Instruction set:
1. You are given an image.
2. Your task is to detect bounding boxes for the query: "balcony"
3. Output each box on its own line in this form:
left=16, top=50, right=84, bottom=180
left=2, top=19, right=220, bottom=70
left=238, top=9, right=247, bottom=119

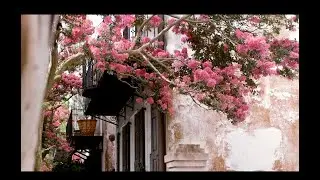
left=81, top=58, right=136, bottom=117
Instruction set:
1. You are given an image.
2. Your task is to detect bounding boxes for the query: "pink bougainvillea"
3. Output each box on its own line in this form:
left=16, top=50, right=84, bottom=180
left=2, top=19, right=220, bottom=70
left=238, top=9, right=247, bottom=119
left=48, top=15, right=299, bottom=152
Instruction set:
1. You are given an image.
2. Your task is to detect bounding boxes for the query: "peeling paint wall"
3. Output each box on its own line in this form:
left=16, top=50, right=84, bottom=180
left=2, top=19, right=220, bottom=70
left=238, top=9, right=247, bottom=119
left=164, top=15, right=298, bottom=171
left=167, top=76, right=299, bottom=171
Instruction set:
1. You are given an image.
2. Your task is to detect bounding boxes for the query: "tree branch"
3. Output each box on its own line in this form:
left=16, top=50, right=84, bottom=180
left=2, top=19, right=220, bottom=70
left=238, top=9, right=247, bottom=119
left=138, top=15, right=192, bottom=51
left=141, top=50, right=171, bottom=72
left=138, top=52, right=175, bottom=85
left=118, top=73, right=149, bottom=84
left=45, top=46, right=59, bottom=99
left=41, top=146, right=55, bottom=153
left=53, top=52, right=85, bottom=83
left=131, top=15, right=155, bottom=50
left=168, top=14, right=207, bottom=24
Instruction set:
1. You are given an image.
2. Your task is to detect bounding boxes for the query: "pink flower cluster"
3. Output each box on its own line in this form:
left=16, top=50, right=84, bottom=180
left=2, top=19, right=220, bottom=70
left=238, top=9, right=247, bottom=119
left=95, top=61, right=106, bottom=72
left=217, top=94, right=249, bottom=122
left=119, top=15, right=136, bottom=28
left=113, top=39, right=133, bottom=52
left=252, top=60, right=277, bottom=78
left=236, top=30, right=270, bottom=59
left=187, top=59, right=201, bottom=69
left=96, top=21, right=111, bottom=37
left=149, top=15, right=162, bottom=27
left=270, top=38, right=299, bottom=70
left=171, top=20, right=189, bottom=35
left=70, top=19, right=94, bottom=42
left=109, top=63, right=131, bottom=74
left=53, top=106, right=70, bottom=122
left=142, top=37, right=150, bottom=44
left=173, top=48, right=188, bottom=59
left=172, top=60, right=185, bottom=72
left=61, top=73, right=82, bottom=89
left=111, top=50, right=129, bottom=62
left=157, top=85, right=173, bottom=115
left=193, top=65, right=223, bottom=88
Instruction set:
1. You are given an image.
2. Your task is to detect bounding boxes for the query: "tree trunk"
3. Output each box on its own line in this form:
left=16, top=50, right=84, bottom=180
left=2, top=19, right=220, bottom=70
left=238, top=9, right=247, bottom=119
left=21, top=15, right=57, bottom=171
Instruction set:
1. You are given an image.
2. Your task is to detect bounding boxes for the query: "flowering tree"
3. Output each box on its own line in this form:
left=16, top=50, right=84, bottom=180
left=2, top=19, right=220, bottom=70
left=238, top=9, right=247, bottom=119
left=21, top=14, right=299, bottom=171
left=58, top=14, right=298, bottom=123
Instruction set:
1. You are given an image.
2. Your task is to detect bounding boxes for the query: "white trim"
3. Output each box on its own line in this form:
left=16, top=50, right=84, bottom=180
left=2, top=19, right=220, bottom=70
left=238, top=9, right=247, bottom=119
left=117, top=100, right=152, bottom=171
left=145, top=104, right=152, bottom=171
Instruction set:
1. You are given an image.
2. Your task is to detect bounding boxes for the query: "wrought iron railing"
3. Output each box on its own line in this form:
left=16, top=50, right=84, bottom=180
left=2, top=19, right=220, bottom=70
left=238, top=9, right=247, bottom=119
left=82, top=59, right=103, bottom=90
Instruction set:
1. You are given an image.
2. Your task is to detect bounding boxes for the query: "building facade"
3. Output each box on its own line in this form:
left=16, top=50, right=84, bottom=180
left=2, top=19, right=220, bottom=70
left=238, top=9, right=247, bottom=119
left=71, top=15, right=299, bottom=172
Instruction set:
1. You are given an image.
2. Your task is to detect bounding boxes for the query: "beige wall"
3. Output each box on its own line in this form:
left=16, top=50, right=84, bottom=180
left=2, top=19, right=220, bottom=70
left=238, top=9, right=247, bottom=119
left=166, top=76, right=299, bottom=171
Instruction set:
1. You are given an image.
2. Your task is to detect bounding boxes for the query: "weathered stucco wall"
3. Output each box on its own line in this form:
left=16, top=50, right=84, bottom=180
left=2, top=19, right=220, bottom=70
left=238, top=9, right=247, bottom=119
left=167, top=76, right=299, bottom=171
left=102, top=119, right=116, bottom=171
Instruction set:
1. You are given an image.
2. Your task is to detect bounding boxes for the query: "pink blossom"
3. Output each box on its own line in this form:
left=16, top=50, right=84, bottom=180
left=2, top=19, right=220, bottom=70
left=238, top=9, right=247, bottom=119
left=236, top=44, right=248, bottom=55
left=202, top=61, right=213, bottom=69
left=245, top=36, right=270, bottom=58
left=181, top=47, right=188, bottom=54
left=181, top=36, right=188, bottom=43
left=157, top=51, right=169, bottom=58
left=172, top=60, right=184, bottom=71
left=104, top=16, right=113, bottom=24
left=155, top=41, right=164, bottom=47
left=199, top=15, right=210, bottom=21
left=289, top=52, right=299, bottom=59
left=187, top=59, right=200, bottom=69
left=90, top=46, right=100, bottom=58
left=72, top=27, right=82, bottom=39
left=168, top=107, right=174, bottom=116
left=53, top=121, right=61, bottom=127
left=182, top=76, right=191, bottom=84
left=62, top=37, right=72, bottom=45
left=142, top=37, right=150, bottom=44
left=239, top=75, right=246, bottom=81
left=181, top=48, right=188, bottom=58
left=112, top=27, right=122, bottom=37
left=95, top=61, right=106, bottom=71
left=194, top=69, right=210, bottom=82
left=113, top=40, right=132, bottom=51
left=167, top=18, right=176, bottom=25
left=72, top=154, right=81, bottom=162
left=224, top=44, right=229, bottom=52
left=195, top=93, right=206, bottom=101
left=161, top=103, right=168, bottom=110
left=149, top=15, right=162, bottom=27
left=206, top=79, right=217, bottom=87
left=146, top=97, right=154, bottom=104
left=136, top=98, right=143, bottom=103
left=120, top=15, right=136, bottom=27
left=144, top=73, right=151, bottom=79
left=235, top=29, right=252, bottom=39
left=135, top=69, right=146, bottom=77
left=96, top=22, right=109, bottom=36
left=111, top=50, right=129, bottom=62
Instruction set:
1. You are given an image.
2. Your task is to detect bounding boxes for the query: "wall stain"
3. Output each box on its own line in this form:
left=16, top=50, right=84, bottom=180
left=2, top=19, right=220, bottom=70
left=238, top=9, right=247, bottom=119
left=172, top=123, right=183, bottom=142
left=212, top=155, right=227, bottom=171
